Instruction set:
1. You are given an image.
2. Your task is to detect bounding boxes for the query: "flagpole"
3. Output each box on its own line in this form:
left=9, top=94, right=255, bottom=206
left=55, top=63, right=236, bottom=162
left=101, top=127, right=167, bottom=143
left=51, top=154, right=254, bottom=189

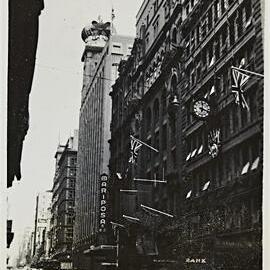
left=130, top=135, right=159, bottom=153
left=231, top=66, right=264, bottom=78
left=110, top=221, right=125, bottom=228
left=122, top=215, right=140, bottom=222
left=134, top=178, right=167, bottom=183
left=141, top=204, right=174, bottom=218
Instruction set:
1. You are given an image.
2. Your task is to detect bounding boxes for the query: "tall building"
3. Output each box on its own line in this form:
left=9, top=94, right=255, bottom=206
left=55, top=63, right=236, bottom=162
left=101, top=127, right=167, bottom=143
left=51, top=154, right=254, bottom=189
left=73, top=20, right=134, bottom=270
left=49, top=131, right=78, bottom=269
left=109, top=0, right=263, bottom=269
left=32, top=191, right=52, bottom=266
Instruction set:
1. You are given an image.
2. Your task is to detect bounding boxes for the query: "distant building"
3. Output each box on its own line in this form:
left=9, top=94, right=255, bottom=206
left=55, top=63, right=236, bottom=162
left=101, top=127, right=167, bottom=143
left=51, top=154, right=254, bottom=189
left=49, top=131, right=78, bottom=268
left=73, top=20, right=134, bottom=270
left=32, top=191, right=52, bottom=264
left=17, top=227, right=32, bottom=267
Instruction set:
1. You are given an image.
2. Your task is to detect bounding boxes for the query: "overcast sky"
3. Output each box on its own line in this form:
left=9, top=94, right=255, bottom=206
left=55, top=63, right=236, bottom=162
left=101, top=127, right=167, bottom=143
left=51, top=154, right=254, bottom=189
left=7, top=0, right=142, bottom=261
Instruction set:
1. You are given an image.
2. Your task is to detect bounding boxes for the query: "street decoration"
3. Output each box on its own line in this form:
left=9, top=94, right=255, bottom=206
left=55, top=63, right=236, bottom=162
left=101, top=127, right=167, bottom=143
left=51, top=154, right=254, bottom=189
left=129, top=136, right=143, bottom=164
left=231, top=65, right=250, bottom=110
left=208, top=129, right=221, bottom=158
left=129, top=135, right=158, bottom=164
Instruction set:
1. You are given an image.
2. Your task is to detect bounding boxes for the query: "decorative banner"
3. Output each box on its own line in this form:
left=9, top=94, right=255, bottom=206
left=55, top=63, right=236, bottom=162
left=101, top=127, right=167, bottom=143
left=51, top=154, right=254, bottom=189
left=208, top=129, right=221, bottom=158
left=99, top=173, right=108, bottom=233
left=231, top=67, right=250, bottom=110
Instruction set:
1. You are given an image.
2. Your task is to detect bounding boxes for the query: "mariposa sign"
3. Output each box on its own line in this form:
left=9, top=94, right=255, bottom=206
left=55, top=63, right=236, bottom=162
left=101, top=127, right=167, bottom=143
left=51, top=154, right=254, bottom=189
left=99, top=173, right=108, bottom=233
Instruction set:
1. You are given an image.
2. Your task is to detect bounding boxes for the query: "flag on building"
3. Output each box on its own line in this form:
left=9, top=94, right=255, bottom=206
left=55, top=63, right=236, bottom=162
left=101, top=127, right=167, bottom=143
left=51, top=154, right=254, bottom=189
left=231, top=67, right=250, bottom=110
left=129, top=136, right=142, bottom=164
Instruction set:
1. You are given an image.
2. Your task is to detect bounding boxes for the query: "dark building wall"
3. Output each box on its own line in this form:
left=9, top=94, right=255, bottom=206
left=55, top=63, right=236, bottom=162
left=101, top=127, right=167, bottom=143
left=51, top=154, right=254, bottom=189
left=109, top=0, right=263, bottom=269
left=8, top=0, right=44, bottom=187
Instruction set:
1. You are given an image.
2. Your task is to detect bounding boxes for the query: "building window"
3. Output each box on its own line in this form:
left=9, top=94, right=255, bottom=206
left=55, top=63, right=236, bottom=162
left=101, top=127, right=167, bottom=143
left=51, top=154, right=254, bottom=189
left=154, top=0, right=159, bottom=12
left=241, top=105, right=248, bottom=128
left=145, top=107, right=152, bottom=132
left=154, top=132, right=160, bottom=157
left=172, top=27, right=177, bottom=44
left=153, top=18, right=159, bottom=38
left=229, top=19, right=235, bottom=46
left=146, top=139, right=152, bottom=162
left=207, top=9, right=213, bottom=31
left=162, top=124, right=167, bottom=151
left=233, top=105, right=240, bottom=133
left=171, top=74, right=177, bottom=94
left=153, top=99, right=160, bottom=124
left=185, top=4, right=190, bottom=16
left=171, top=148, right=176, bottom=169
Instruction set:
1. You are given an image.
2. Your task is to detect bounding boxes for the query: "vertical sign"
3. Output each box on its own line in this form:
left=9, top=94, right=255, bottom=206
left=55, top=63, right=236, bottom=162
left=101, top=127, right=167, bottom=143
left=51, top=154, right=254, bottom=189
left=99, top=173, right=108, bottom=232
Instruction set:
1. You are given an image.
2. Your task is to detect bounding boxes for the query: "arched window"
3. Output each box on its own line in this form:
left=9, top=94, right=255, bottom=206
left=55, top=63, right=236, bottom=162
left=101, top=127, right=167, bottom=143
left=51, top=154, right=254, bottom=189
left=145, top=107, right=152, bottom=131
left=153, top=99, right=160, bottom=124
left=171, top=74, right=177, bottom=93
left=172, top=27, right=177, bottom=44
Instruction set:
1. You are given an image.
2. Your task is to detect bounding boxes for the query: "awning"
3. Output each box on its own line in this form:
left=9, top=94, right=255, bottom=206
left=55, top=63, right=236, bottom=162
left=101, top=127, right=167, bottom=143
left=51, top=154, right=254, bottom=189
left=197, top=145, right=203, bottom=155
left=191, top=148, right=197, bottom=158
left=251, top=157, right=260, bottom=171
left=186, top=190, right=192, bottom=199
left=209, top=56, right=215, bottom=67
left=209, top=85, right=216, bottom=95
left=202, top=181, right=210, bottom=191
left=241, top=162, right=250, bottom=175
left=186, top=152, right=191, bottom=161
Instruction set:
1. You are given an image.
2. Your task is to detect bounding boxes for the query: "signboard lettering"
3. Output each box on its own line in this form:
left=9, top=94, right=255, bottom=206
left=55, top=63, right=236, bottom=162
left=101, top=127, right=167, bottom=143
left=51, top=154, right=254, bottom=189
left=99, top=173, right=108, bottom=232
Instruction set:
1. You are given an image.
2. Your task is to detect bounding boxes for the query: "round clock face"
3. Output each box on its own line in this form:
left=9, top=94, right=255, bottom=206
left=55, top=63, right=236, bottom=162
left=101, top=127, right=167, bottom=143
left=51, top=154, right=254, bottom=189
left=193, top=100, right=211, bottom=118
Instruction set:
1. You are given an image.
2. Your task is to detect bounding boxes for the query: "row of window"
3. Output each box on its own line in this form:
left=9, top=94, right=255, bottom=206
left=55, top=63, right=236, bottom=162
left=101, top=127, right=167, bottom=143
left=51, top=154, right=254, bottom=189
left=185, top=30, right=254, bottom=99
left=185, top=0, right=252, bottom=57
left=185, top=137, right=260, bottom=198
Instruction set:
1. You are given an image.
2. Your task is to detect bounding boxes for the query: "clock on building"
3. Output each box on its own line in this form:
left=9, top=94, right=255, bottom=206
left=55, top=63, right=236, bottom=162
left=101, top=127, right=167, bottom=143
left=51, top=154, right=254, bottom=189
left=192, top=99, right=211, bottom=119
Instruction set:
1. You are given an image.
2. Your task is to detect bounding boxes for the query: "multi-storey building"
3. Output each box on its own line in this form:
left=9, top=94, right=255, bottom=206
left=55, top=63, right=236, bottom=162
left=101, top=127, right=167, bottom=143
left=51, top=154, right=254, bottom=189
left=179, top=0, right=263, bottom=269
left=73, top=20, right=134, bottom=270
left=110, top=0, right=185, bottom=268
left=49, top=132, right=78, bottom=269
left=32, top=191, right=52, bottom=266
left=109, top=0, right=263, bottom=269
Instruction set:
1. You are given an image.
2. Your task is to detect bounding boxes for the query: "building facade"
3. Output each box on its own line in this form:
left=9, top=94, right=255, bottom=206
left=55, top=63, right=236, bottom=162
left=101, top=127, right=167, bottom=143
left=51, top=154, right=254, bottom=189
left=109, top=0, right=263, bottom=269
left=32, top=191, right=52, bottom=267
left=49, top=132, right=78, bottom=269
left=73, top=20, right=134, bottom=270
left=179, top=0, right=263, bottom=269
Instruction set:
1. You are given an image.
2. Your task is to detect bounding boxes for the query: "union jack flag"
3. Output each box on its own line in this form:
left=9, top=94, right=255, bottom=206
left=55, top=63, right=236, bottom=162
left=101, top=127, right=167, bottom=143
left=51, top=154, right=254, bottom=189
left=231, top=68, right=250, bottom=110
left=129, top=137, right=142, bottom=164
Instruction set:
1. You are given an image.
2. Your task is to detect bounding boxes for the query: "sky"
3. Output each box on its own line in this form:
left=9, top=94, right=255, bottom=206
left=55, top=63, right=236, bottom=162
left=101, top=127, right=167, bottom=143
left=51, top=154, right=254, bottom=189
left=7, top=0, right=142, bottom=261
